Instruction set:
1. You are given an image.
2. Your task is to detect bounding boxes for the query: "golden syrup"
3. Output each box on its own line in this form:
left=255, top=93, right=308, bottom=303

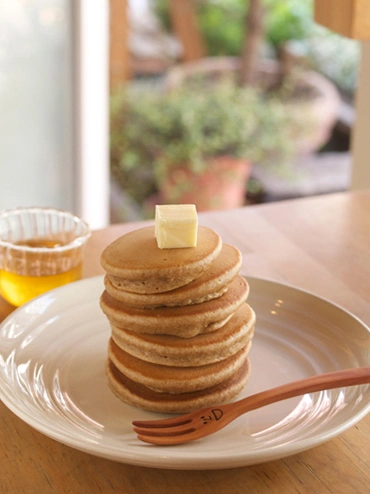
left=0, top=264, right=82, bottom=306
left=0, top=238, right=83, bottom=306
left=15, top=238, right=64, bottom=248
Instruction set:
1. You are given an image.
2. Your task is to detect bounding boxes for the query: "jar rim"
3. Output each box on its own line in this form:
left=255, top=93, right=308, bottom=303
left=0, top=207, right=91, bottom=253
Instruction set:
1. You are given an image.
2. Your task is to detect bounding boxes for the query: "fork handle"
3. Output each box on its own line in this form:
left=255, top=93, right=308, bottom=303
left=228, top=367, right=370, bottom=418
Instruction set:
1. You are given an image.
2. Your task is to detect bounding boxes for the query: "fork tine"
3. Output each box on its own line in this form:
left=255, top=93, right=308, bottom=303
left=132, top=413, right=193, bottom=429
left=136, top=429, right=202, bottom=446
left=137, top=435, right=187, bottom=446
left=133, top=423, right=196, bottom=438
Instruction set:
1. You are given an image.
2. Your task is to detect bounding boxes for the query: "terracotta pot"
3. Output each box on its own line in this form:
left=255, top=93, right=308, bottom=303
left=164, top=56, right=341, bottom=156
left=158, top=156, right=251, bottom=212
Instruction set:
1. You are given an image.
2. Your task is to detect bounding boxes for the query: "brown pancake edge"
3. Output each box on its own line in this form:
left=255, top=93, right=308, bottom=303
left=104, top=243, right=242, bottom=308
left=108, top=337, right=252, bottom=393
left=105, top=357, right=251, bottom=414
left=100, top=275, right=249, bottom=338
left=100, top=226, right=222, bottom=294
left=110, top=303, right=256, bottom=366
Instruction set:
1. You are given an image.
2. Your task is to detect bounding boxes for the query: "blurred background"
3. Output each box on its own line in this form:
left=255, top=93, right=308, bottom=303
left=0, top=0, right=109, bottom=229
left=0, top=0, right=362, bottom=227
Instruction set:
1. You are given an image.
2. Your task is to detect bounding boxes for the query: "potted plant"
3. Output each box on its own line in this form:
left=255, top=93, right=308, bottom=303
left=156, top=0, right=340, bottom=156
left=110, top=78, right=298, bottom=215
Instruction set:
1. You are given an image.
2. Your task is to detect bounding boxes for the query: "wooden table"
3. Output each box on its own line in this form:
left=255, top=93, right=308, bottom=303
left=1, top=190, right=370, bottom=493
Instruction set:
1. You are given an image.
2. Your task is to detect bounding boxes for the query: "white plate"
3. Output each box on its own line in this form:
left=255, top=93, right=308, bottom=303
left=1, top=276, right=370, bottom=470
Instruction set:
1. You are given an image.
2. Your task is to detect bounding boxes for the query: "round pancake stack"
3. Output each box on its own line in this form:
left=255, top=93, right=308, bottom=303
left=100, top=225, right=256, bottom=413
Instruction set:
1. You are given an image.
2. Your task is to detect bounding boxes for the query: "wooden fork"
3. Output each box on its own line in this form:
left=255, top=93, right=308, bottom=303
left=132, top=367, right=370, bottom=445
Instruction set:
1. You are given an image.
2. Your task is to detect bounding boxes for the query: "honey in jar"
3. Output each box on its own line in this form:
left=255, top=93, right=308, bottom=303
left=0, top=237, right=83, bottom=306
left=0, top=207, right=90, bottom=307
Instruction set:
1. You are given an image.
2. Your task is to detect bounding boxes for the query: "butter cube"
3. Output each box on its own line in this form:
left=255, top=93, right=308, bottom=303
left=155, top=204, right=198, bottom=249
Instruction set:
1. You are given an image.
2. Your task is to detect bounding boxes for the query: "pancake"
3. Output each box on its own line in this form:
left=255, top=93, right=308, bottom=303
left=100, top=275, right=249, bottom=338
left=111, top=303, right=256, bottom=366
left=100, top=225, right=222, bottom=294
left=106, top=357, right=251, bottom=413
left=100, top=217, right=256, bottom=414
left=104, top=243, right=242, bottom=308
left=108, top=337, right=251, bottom=393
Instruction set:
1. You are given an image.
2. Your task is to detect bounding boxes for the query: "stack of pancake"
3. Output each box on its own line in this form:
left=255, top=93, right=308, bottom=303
left=100, top=225, right=256, bottom=413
